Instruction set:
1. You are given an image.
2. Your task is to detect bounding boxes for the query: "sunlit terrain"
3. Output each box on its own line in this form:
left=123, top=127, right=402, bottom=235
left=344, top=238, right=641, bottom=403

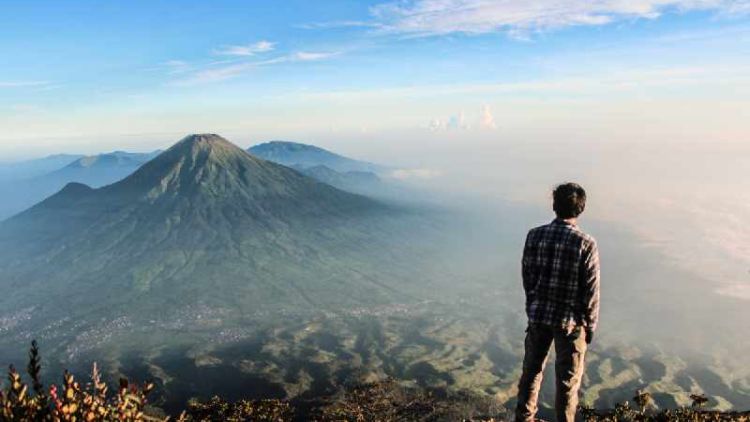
left=1, top=1, right=749, bottom=420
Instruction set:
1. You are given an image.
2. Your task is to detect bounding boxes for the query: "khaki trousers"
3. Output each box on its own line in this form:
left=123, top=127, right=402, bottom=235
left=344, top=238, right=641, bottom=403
left=515, top=324, right=588, bottom=422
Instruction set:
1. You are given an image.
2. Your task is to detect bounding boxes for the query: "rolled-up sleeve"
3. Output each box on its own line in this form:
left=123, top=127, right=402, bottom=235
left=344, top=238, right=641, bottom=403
left=581, top=239, right=601, bottom=331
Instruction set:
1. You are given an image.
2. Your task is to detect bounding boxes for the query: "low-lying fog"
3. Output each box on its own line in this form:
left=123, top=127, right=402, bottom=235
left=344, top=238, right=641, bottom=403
left=351, top=136, right=750, bottom=364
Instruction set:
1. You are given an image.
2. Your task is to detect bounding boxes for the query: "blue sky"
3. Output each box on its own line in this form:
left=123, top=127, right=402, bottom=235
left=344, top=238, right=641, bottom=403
left=1, top=0, right=749, bottom=157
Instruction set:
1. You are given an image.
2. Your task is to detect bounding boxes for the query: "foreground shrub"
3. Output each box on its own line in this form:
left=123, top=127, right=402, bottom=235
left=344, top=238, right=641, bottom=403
left=314, top=378, right=506, bottom=421
left=183, top=396, right=293, bottom=422
left=0, top=341, right=165, bottom=422
left=580, top=396, right=750, bottom=421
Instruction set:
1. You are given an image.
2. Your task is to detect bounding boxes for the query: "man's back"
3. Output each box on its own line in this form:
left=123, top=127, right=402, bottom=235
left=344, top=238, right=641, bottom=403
left=515, top=183, right=600, bottom=422
left=522, top=219, right=600, bottom=331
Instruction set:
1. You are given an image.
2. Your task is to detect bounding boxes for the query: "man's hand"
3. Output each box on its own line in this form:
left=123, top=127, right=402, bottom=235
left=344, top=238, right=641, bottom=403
left=585, top=328, right=594, bottom=344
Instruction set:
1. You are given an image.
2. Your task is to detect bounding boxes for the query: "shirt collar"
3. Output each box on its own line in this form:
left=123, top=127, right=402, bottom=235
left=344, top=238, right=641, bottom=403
left=553, top=218, right=577, bottom=227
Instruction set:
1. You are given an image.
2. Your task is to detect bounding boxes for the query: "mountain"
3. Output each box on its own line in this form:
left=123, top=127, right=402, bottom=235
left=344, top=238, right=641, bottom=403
left=296, top=164, right=381, bottom=194
left=0, top=154, right=84, bottom=182
left=249, top=141, right=384, bottom=174
left=56, top=150, right=160, bottom=172
left=0, top=135, right=428, bottom=346
left=0, top=150, right=159, bottom=220
left=45, top=150, right=161, bottom=187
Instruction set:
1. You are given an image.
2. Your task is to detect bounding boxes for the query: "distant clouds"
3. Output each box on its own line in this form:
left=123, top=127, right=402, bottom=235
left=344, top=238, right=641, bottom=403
left=368, top=0, right=750, bottom=36
left=429, top=106, right=497, bottom=132
left=479, top=105, right=497, bottom=130
left=213, top=40, right=275, bottom=56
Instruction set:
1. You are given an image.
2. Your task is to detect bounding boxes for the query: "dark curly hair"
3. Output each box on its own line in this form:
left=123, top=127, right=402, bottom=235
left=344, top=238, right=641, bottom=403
left=553, top=183, right=587, bottom=219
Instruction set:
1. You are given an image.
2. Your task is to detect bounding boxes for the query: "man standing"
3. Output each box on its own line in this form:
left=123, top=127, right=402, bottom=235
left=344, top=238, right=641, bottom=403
left=515, top=183, right=601, bottom=422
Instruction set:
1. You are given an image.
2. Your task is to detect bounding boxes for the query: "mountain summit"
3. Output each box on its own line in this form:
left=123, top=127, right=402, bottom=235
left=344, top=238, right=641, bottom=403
left=112, top=134, right=349, bottom=202
left=31, top=134, right=376, bottom=219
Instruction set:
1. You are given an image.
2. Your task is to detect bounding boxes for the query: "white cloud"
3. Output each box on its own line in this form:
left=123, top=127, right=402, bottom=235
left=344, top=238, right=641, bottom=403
left=447, top=111, right=469, bottom=130
left=428, top=106, right=497, bottom=132
left=369, top=0, right=750, bottom=36
left=479, top=104, right=497, bottom=130
left=428, top=118, right=446, bottom=131
left=430, top=110, right=479, bottom=131
left=214, top=40, right=275, bottom=56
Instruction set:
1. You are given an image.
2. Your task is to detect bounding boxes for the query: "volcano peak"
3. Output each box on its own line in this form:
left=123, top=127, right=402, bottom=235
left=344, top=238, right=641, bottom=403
left=173, top=133, right=233, bottom=151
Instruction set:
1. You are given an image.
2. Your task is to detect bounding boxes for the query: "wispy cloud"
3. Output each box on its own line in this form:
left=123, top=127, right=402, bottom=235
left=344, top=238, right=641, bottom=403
left=162, top=60, right=192, bottom=75
left=368, top=0, right=750, bottom=36
left=173, top=63, right=256, bottom=85
left=297, top=20, right=380, bottom=30
left=213, top=40, right=275, bottom=56
left=291, top=51, right=340, bottom=61
left=172, top=51, right=341, bottom=86
left=297, top=65, right=750, bottom=101
left=0, top=81, right=50, bottom=88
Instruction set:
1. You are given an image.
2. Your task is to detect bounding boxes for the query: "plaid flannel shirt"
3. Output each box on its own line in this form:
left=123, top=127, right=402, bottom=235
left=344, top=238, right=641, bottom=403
left=522, top=219, right=600, bottom=332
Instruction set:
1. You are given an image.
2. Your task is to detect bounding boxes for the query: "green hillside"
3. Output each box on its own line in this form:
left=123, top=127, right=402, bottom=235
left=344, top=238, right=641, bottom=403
left=0, top=134, right=436, bottom=354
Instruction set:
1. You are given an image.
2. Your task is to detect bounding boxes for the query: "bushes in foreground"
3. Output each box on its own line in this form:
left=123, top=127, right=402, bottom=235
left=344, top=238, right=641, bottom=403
left=579, top=390, right=750, bottom=421
left=313, top=378, right=506, bottom=421
left=184, top=397, right=293, bottom=421
left=1, top=341, right=161, bottom=421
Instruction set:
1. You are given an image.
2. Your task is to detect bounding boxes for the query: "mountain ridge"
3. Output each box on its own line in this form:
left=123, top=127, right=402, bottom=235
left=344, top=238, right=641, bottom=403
left=62, top=150, right=161, bottom=170
left=0, top=150, right=159, bottom=220
left=0, top=134, right=418, bottom=327
left=249, top=140, right=383, bottom=174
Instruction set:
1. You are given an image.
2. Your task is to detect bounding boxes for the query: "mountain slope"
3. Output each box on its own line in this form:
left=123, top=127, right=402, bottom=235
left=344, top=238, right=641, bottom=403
left=296, top=164, right=381, bottom=194
left=49, top=150, right=160, bottom=185
left=0, top=135, right=424, bottom=338
left=249, top=141, right=383, bottom=173
left=0, top=150, right=159, bottom=220
left=0, top=154, right=84, bottom=182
